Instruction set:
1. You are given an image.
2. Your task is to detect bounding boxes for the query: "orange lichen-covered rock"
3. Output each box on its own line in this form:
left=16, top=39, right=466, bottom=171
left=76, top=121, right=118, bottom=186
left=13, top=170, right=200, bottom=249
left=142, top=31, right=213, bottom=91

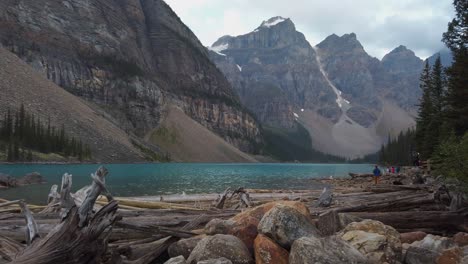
left=254, top=234, right=289, bottom=264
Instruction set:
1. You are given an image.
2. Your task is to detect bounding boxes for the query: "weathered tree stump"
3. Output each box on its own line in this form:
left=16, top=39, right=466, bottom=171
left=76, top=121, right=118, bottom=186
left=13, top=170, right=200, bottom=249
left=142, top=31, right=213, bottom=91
left=11, top=166, right=119, bottom=264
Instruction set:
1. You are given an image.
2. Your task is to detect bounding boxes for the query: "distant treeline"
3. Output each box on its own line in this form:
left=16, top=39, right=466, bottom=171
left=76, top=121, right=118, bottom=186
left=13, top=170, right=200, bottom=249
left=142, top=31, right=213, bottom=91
left=379, top=0, right=468, bottom=189
left=0, top=104, right=91, bottom=161
left=379, top=129, right=416, bottom=166
left=263, top=122, right=346, bottom=163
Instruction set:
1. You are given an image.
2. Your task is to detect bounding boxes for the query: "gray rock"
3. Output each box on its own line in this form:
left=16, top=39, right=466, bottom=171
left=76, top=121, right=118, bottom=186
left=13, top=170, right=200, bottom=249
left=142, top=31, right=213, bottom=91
left=0, top=173, right=15, bottom=188
left=17, top=172, right=43, bottom=185
left=168, top=236, right=204, bottom=259
left=403, top=234, right=455, bottom=264
left=164, top=256, right=186, bottom=264
left=318, top=187, right=333, bottom=207
left=187, top=235, right=253, bottom=264
left=404, top=247, right=439, bottom=264
left=289, top=236, right=368, bottom=264
left=258, top=204, right=319, bottom=249
left=204, top=219, right=236, bottom=235
left=197, top=258, right=233, bottom=264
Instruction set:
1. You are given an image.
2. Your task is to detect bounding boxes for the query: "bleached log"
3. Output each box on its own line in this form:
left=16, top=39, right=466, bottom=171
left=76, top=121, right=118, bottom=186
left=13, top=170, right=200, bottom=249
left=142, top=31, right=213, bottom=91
left=118, top=215, right=208, bottom=264
left=349, top=173, right=373, bottom=179
left=365, top=184, right=432, bottom=193
left=346, top=209, right=468, bottom=234
left=47, top=185, right=59, bottom=205
left=59, top=174, right=74, bottom=218
left=78, top=166, right=109, bottom=227
left=18, top=201, right=40, bottom=245
left=0, top=200, right=22, bottom=208
left=336, top=192, right=436, bottom=213
left=214, top=187, right=231, bottom=209
left=0, top=235, right=23, bottom=262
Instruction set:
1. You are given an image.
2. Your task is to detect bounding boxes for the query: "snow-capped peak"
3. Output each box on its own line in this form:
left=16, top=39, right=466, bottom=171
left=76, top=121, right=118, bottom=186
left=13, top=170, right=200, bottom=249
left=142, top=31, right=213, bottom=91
left=260, top=16, right=287, bottom=28
left=208, top=43, right=229, bottom=56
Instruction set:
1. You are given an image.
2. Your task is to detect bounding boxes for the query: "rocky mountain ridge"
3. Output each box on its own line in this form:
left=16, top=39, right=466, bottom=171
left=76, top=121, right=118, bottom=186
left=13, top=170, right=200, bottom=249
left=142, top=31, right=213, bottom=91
left=209, top=17, right=424, bottom=157
left=0, top=0, right=262, bottom=158
left=209, top=17, right=340, bottom=129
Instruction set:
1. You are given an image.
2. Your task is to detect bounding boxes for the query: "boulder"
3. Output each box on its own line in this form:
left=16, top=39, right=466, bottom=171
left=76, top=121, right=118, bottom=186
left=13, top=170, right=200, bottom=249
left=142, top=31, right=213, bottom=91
left=0, top=173, right=16, bottom=188
left=400, top=231, right=427, bottom=244
left=186, top=235, right=253, bottom=264
left=453, top=232, right=468, bottom=247
left=317, top=210, right=362, bottom=236
left=198, top=258, right=233, bottom=264
left=168, top=236, right=205, bottom=259
left=205, top=218, right=257, bottom=253
left=258, top=204, right=318, bottom=249
left=340, top=220, right=402, bottom=263
left=405, top=246, right=441, bottom=264
left=232, top=201, right=311, bottom=223
left=404, top=235, right=456, bottom=264
left=164, top=256, right=186, bottom=264
left=205, top=219, right=237, bottom=235
left=289, top=236, right=368, bottom=264
left=206, top=201, right=310, bottom=252
left=17, top=172, right=43, bottom=185
left=254, top=234, right=289, bottom=264
left=436, top=247, right=465, bottom=264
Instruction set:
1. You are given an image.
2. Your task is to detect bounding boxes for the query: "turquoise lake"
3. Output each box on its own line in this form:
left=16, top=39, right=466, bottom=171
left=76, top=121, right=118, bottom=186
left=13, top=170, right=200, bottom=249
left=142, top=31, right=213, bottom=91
left=0, top=163, right=372, bottom=203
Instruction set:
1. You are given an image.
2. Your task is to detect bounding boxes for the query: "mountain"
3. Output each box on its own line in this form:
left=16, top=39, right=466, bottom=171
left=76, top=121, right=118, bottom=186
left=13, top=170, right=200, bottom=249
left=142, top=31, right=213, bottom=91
left=427, top=49, right=453, bottom=67
left=209, top=17, right=421, bottom=158
left=380, top=45, right=424, bottom=110
left=0, top=0, right=262, bottom=161
left=0, top=46, right=143, bottom=162
left=209, top=17, right=340, bottom=129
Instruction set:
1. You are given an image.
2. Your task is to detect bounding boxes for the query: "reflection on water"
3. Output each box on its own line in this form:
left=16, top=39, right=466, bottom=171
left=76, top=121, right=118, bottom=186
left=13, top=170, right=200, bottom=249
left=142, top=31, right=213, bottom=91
left=0, top=163, right=372, bottom=203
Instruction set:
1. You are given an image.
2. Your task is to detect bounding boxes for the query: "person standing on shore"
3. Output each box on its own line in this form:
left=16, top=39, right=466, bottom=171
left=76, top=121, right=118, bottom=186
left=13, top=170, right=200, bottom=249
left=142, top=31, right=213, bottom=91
left=373, top=165, right=382, bottom=184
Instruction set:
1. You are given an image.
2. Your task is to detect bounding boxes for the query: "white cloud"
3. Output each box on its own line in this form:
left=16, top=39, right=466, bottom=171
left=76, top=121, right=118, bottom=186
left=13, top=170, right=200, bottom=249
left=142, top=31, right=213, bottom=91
left=165, top=0, right=454, bottom=59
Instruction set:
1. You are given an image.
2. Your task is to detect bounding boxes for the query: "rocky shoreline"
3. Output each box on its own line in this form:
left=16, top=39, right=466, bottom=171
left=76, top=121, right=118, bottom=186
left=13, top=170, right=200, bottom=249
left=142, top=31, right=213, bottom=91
left=0, top=167, right=466, bottom=263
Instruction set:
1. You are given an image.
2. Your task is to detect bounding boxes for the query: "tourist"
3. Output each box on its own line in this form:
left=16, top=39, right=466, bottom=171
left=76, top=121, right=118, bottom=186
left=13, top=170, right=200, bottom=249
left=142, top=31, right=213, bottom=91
left=373, top=165, right=382, bottom=184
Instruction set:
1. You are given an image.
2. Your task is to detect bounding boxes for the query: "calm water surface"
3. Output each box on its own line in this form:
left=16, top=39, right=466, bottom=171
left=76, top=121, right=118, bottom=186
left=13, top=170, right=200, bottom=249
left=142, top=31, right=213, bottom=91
left=0, top=163, right=372, bottom=203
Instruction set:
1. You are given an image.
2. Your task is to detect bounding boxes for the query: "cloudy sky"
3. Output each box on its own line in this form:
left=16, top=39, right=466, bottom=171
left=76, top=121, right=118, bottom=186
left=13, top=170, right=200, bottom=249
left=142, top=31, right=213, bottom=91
left=165, top=0, right=455, bottom=59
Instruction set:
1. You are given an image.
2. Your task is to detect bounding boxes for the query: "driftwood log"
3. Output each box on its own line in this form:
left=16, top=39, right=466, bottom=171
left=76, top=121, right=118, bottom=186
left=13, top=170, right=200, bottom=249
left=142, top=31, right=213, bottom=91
left=346, top=209, right=468, bottom=234
left=214, top=187, right=231, bottom=209
left=349, top=173, right=374, bottom=179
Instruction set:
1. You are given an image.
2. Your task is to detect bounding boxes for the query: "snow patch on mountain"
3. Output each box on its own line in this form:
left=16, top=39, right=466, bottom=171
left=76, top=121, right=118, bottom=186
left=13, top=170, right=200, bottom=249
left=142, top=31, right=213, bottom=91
left=208, top=43, right=229, bottom=56
left=312, top=46, right=351, bottom=112
left=261, top=17, right=287, bottom=28
left=237, top=64, right=242, bottom=72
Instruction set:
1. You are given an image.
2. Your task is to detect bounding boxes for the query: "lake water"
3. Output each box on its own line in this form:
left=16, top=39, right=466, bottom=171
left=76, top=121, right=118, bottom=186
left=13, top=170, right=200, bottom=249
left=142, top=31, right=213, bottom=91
left=0, top=163, right=372, bottom=203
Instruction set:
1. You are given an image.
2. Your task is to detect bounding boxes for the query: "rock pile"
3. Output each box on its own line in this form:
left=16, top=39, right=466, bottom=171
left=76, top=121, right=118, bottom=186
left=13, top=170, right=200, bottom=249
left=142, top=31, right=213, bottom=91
left=164, top=200, right=468, bottom=264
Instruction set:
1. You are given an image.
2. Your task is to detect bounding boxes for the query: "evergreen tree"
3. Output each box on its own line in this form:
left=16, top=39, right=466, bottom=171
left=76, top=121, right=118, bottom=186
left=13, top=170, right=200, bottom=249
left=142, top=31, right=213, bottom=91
left=27, top=150, right=33, bottom=162
left=415, top=61, right=433, bottom=158
left=7, top=142, right=13, bottom=162
left=442, top=0, right=468, bottom=136
left=442, top=0, right=468, bottom=51
left=379, top=129, right=416, bottom=165
left=424, top=56, right=445, bottom=157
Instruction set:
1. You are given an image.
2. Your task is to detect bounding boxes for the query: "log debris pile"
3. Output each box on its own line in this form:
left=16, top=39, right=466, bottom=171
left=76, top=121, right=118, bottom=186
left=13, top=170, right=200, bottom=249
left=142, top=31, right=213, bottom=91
left=0, top=166, right=466, bottom=264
